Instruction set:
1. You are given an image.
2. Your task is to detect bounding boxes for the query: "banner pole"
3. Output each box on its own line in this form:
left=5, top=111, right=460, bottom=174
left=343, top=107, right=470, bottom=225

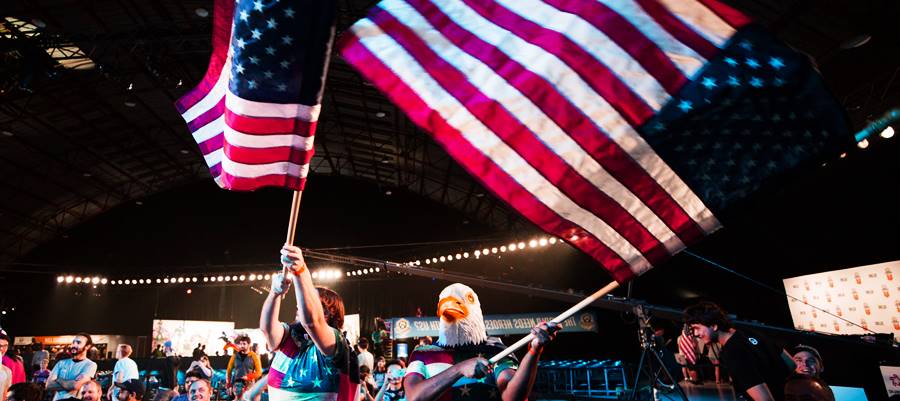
left=283, top=190, right=304, bottom=277
left=489, top=281, right=620, bottom=364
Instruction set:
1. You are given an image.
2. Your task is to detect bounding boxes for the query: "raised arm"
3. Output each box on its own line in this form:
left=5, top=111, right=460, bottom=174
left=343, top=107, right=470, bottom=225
left=499, top=322, right=560, bottom=401
left=282, top=245, right=337, bottom=355
left=260, top=272, right=291, bottom=352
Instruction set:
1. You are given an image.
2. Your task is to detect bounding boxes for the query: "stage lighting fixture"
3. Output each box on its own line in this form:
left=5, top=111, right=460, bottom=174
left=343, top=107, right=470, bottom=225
left=75, top=277, right=82, bottom=283
left=432, top=258, right=438, bottom=263
left=191, top=277, right=197, bottom=282
left=264, top=274, right=271, bottom=280
left=508, top=243, right=516, bottom=251
left=117, top=280, right=123, bottom=285
left=346, top=272, right=351, bottom=277
left=164, top=278, right=170, bottom=283
left=857, top=138, right=869, bottom=149
left=539, top=238, right=548, bottom=246
left=549, top=237, right=557, bottom=244
left=425, top=259, right=431, bottom=265
left=500, top=246, right=507, bottom=252
left=439, top=256, right=446, bottom=262
left=415, top=260, right=421, bottom=265
left=312, top=271, right=319, bottom=279
left=238, top=275, right=245, bottom=281
left=57, top=276, right=64, bottom=283
left=249, top=274, right=257, bottom=281
left=455, top=253, right=462, bottom=260
left=881, top=126, right=895, bottom=139
left=491, top=247, right=498, bottom=254
left=225, top=276, right=231, bottom=282
left=474, top=250, right=481, bottom=257
left=203, top=277, right=209, bottom=282
left=124, top=280, right=130, bottom=285
left=138, top=279, right=145, bottom=284
left=517, top=242, right=526, bottom=249
left=219, top=275, right=226, bottom=281
left=529, top=239, right=538, bottom=247
left=186, top=289, right=193, bottom=294
left=101, top=278, right=108, bottom=284
left=91, top=277, right=100, bottom=284
left=231, top=275, right=238, bottom=281
left=374, top=267, right=380, bottom=273
left=463, top=252, right=469, bottom=258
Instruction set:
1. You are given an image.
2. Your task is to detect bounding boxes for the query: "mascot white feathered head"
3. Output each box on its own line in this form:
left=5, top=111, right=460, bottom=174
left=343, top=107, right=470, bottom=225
left=436, top=283, right=487, bottom=347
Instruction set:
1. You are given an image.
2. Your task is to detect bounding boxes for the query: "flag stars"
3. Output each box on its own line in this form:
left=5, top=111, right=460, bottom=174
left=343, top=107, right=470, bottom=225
left=253, top=0, right=263, bottom=11
left=311, top=378, right=322, bottom=388
left=281, top=35, right=293, bottom=45
left=251, top=29, right=262, bottom=39
left=727, top=76, right=740, bottom=87
left=284, top=7, right=295, bottom=18
left=739, top=40, right=753, bottom=50
left=248, top=80, right=257, bottom=89
left=745, top=57, right=760, bottom=68
left=724, top=57, right=738, bottom=67
left=235, top=63, right=245, bottom=75
left=265, top=46, right=276, bottom=55
left=677, top=99, right=693, bottom=113
left=749, top=77, right=763, bottom=88
left=239, top=10, right=250, bottom=21
left=277, top=83, right=287, bottom=92
left=700, top=77, right=717, bottom=89
left=266, top=18, right=278, bottom=29
left=773, top=77, right=786, bottom=87
left=263, top=70, right=274, bottom=79
left=280, top=60, right=290, bottom=69
left=769, top=57, right=785, bottom=70
left=249, top=56, right=260, bottom=65
left=235, top=37, right=246, bottom=49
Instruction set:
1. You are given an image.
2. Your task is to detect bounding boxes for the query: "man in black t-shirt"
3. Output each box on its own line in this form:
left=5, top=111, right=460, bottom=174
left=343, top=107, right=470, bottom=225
left=684, top=302, right=794, bottom=401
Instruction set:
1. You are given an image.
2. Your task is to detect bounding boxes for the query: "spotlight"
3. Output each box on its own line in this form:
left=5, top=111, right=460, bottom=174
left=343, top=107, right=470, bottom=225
left=517, top=242, right=526, bottom=249
left=463, top=252, right=469, bottom=258
left=117, top=280, right=123, bottom=285
left=203, top=277, right=209, bottom=282
left=508, top=243, right=517, bottom=251
left=264, top=274, right=271, bottom=280
left=425, top=259, right=431, bottom=265
left=75, top=277, right=83, bottom=283
left=415, top=260, right=421, bottom=265
left=92, top=277, right=100, bottom=284
left=491, top=247, right=498, bottom=254
left=549, top=237, right=558, bottom=244
left=124, top=279, right=130, bottom=285
left=346, top=272, right=351, bottom=277
left=186, top=289, right=193, bottom=294
left=857, top=138, right=869, bottom=149
left=482, top=248, right=489, bottom=255
left=164, top=278, right=170, bottom=283
left=500, top=246, right=507, bottom=252
left=66, top=276, right=74, bottom=283
left=178, top=277, right=185, bottom=283
left=529, top=239, right=538, bottom=247
left=539, top=238, right=548, bottom=246
left=432, top=258, right=438, bottom=263
left=219, top=276, right=226, bottom=282
left=155, top=279, right=161, bottom=284
left=231, top=275, right=238, bottom=281
left=57, top=276, right=65, bottom=283
left=474, top=250, right=481, bottom=257
left=840, top=152, right=847, bottom=158
left=249, top=274, right=257, bottom=281
left=138, top=279, right=145, bottom=284
left=101, top=278, right=108, bottom=284
left=192, top=277, right=198, bottom=282
left=374, top=267, right=380, bottom=273
left=225, top=276, right=231, bottom=282
left=439, top=256, right=446, bottom=262
left=881, top=126, right=895, bottom=139
left=364, top=269, right=370, bottom=274
left=312, top=271, right=319, bottom=279
left=455, top=253, right=462, bottom=260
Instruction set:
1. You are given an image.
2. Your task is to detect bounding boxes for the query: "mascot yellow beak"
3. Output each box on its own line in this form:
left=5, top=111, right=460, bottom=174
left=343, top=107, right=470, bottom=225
left=437, top=296, right=469, bottom=322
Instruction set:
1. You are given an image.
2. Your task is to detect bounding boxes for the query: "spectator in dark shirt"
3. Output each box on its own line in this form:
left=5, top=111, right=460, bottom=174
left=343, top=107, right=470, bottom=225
left=30, top=359, right=50, bottom=385
left=684, top=302, right=794, bottom=401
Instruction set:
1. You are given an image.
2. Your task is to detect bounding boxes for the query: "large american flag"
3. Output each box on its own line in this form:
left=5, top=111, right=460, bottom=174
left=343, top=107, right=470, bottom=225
left=175, top=0, right=336, bottom=191
left=338, top=0, right=850, bottom=282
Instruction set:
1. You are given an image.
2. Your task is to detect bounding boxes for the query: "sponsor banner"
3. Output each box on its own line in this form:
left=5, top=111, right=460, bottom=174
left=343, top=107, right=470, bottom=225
left=783, top=260, right=898, bottom=337
left=388, top=311, right=597, bottom=339
left=882, top=365, right=900, bottom=397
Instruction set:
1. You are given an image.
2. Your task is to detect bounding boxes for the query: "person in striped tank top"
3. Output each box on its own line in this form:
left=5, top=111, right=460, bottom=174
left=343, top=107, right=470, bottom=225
left=261, top=245, right=360, bottom=401
left=403, top=283, right=560, bottom=401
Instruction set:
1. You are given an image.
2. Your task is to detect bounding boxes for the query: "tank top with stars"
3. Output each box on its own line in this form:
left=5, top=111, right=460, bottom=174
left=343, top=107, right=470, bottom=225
left=404, top=338, right=518, bottom=401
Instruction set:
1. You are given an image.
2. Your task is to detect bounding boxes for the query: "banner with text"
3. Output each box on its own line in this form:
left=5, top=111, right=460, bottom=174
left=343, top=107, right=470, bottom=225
left=388, top=311, right=597, bottom=339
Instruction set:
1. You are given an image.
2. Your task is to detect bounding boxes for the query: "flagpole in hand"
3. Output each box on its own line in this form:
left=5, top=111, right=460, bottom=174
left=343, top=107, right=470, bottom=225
left=488, top=281, right=620, bottom=364
left=282, top=190, right=303, bottom=279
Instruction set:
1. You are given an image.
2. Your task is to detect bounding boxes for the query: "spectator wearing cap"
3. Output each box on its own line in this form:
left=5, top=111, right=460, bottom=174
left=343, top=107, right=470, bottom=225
left=6, top=382, right=43, bottom=401
left=108, top=345, right=139, bottom=401
left=792, top=345, right=824, bottom=378
left=115, top=379, right=145, bottom=401
left=45, top=333, right=97, bottom=401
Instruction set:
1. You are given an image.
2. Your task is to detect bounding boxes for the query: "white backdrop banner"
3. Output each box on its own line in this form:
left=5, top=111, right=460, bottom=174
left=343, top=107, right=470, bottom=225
left=152, top=319, right=235, bottom=357
left=783, top=260, right=898, bottom=337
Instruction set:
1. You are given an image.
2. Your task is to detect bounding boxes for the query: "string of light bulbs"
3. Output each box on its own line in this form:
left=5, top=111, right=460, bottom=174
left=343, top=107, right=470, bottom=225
left=403, top=236, right=560, bottom=267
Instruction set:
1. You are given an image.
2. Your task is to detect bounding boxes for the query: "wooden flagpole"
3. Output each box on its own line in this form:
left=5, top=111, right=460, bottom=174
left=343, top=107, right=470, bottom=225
left=489, top=280, right=620, bottom=364
left=283, top=190, right=304, bottom=277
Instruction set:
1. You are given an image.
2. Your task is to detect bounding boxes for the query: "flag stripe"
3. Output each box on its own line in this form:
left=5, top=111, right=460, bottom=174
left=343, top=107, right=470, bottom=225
left=224, top=125, right=316, bottom=149
left=488, top=0, right=670, bottom=113
left=187, top=99, right=226, bottom=133
left=345, top=24, right=654, bottom=277
left=655, top=0, right=735, bottom=49
left=695, top=0, right=752, bottom=29
left=225, top=109, right=317, bottom=136
left=193, top=115, right=226, bottom=144
left=342, top=33, right=640, bottom=281
left=224, top=143, right=315, bottom=166
left=634, top=0, right=718, bottom=60
left=225, top=90, right=321, bottom=120
left=397, top=0, right=709, bottom=247
left=370, top=6, right=684, bottom=257
left=543, top=0, right=690, bottom=94
left=456, top=0, right=656, bottom=123
left=174, top=0, right=233, bottom=113
left=181, top=59, right=231, bottom=122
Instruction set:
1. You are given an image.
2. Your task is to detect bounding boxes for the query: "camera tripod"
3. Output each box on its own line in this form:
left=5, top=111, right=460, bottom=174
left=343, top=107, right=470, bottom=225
left=627, top=305, right=688, bottom=401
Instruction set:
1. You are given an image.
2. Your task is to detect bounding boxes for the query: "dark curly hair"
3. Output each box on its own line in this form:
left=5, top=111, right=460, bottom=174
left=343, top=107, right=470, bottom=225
left=317, top=287, right=345, bottom=329
left=683, top=301, right=732, bottom=331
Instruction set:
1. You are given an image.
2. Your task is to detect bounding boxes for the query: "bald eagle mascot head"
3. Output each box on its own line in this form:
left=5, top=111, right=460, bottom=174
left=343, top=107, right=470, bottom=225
left=436, top=283, right=487, bottom=347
